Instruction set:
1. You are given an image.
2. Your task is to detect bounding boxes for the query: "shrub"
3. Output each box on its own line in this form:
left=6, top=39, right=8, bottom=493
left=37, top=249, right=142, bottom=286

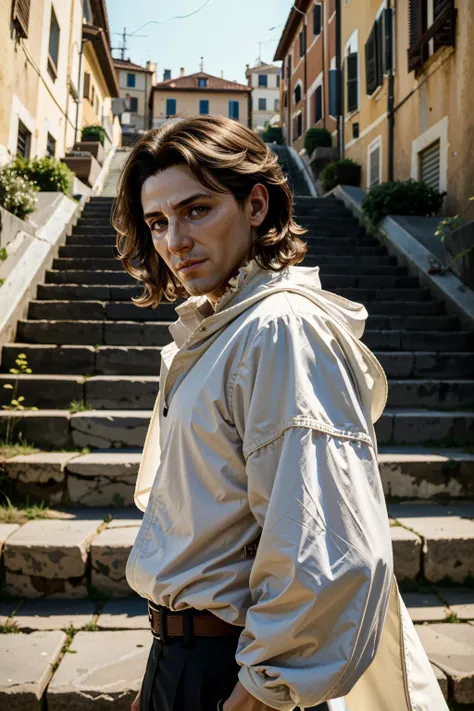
left=304, top=128, right=332, bottom=157
left=10, top=156, right=73, bottom=195
left=362, top=179, right=446, bottom=224
left=262, top=126, right=283, bottom=144
left=81, top=125, right=105, bottom=146
left=320, top=158, right=361, bottom=192
left=0, top=167, right=38, bottom=219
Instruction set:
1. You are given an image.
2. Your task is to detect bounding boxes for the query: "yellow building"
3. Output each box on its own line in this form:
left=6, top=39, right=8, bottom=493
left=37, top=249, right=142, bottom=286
left=150, top=69, right=251, bottom=128
left=341, top=0, right=472, bottom=217
left=0, top=0, right=120, bottom=165
left=113, top=58, right=157, bottom=133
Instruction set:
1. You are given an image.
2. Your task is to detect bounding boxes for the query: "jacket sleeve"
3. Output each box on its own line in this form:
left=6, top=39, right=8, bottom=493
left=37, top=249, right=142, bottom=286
left=231, top=313, right=393, bottom=710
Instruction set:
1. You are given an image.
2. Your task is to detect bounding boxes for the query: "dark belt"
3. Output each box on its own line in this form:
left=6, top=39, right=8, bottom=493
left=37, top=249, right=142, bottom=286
left=147, top=600, right=243, bottom=642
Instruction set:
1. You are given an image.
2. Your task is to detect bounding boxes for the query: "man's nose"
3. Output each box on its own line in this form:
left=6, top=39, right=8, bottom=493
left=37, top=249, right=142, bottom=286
left=167, top=218, right=192, bottom=254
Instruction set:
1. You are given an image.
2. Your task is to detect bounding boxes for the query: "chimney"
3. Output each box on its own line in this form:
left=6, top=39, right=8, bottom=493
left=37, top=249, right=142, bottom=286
left=163, top=69, right=171, bottom=81
left=180, top=67, right=185, bottom=77
left=146, top=60, right=157, bottom=86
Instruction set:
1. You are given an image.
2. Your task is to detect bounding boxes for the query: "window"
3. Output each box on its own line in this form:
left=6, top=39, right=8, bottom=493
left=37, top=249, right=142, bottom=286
left=408, top=0, right=456, bottom=72
left=258, top=98, right=267, bottom=111
left=347, top=52, right=358, bottom=112
left=198, top=77, right=208, bottom=87
left=47, top=5, right=60, bottom=80
left=258, top=74, right=268, bottom=87
left=287, top=53, right=292, bottom=78
left=199, top=99, right=209, bottom=115
left=297, top=113, right=303, bottom=138
left=46, top=132, right=56, bottom=157
left=368, top=138, right=382, bottom=187
left=314, top=85, right=323, bottom=123
left=229, top=100, right=239, bottom=120
left=294, top=83, right=302, bottom=104
left=12, top=0, right=31, bottom=38
left=299, top=26, right=307, bottom=57
left=283, top=91, right=287, bottom=108
left=16, top=119, right=31, bottom=158
left=366, top=8, right=394, bottom=95
left=274, top=98, right=280, bottom=111
left=127, top=73, right=136, bottom=88
left=83, top=72, right=91, bottom=99
left=276, top=74, right=280, bottom=88
left=129, top=97, right=138, bottom=112
left=313, top=4, right=322, bottom=37
left=419, top=139, right=441, bottom=191
left=91, top=85, right=95, bottom=105
left=166, top=98, right=176, bottom=118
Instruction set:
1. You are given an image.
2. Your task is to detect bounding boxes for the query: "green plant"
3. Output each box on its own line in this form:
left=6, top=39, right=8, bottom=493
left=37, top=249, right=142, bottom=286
left=81, top=125, right=105, bottom=146
left=361, top=179, right=446, bottom=225
left=304, top=127, right=332, bottom=157
left=69, top=400, right=93, bottom=413
left=434, top=195, right=474, bottom=270
left=1, top=353, right=38, bottom=444
left=261, top=126, right=283, bottom=145
left=320, top=158, right=361, bottom=192
left=0, top=495, right=50, bottom=523
left=0, top=166, right=38, bottom=219
left=0, top=247, right=7, bottom=262
left=10, top=155, right=73, bottom=195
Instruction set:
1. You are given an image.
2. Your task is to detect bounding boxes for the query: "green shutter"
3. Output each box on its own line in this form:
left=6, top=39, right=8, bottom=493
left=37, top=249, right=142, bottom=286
left=347, top=53, right=358, bottom=112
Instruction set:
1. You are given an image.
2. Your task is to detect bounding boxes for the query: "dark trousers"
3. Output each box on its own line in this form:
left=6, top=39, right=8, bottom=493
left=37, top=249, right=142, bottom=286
left=140, top=632, right=329, bottom=711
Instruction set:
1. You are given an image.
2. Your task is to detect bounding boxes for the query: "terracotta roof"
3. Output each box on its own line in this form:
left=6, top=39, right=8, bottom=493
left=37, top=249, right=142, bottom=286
left=113, top=58, right=154, bottom=73
left=274, top=0, right=311, bottom=61
left=153, top=71, right=250, bottom=93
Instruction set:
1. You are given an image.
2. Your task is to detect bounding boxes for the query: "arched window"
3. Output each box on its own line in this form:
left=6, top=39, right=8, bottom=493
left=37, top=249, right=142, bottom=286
left=294, top=84, right=302, bottom=104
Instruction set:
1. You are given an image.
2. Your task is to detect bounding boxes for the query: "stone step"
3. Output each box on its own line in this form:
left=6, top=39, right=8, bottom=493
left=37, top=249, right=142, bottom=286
left=35, top=283, right=433, bottom=304
left=0, top=602, right=470, bottom=704
left=2, top=374, right=472, bottom=411
left=59, top=245, right=117, bottom=258
left=1, top=408, right=473, bottom=449
left=45, top=269, right=136, bottom=284
left=20, top=361, right=474, bottom=404
left=16, top=318, right=467, bottom=346
left=26, top=299, right=444, bottom=322
left=4, top=448, right=474, bottom=507
left=1, top=504, right=473, bottom=602
left=52, top=258, right=122, bottom=271
left=3, top=343, right=473, bottom=377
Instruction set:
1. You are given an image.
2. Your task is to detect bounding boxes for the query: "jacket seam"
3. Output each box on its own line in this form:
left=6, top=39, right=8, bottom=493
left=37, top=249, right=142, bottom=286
left=243, top=416, right=372, bottom=460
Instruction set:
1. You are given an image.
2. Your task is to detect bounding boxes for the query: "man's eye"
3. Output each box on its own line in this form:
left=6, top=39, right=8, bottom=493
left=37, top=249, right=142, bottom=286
left=189, top=205, right=209, bottom=217
left=150, top=219, right=167, bottom=231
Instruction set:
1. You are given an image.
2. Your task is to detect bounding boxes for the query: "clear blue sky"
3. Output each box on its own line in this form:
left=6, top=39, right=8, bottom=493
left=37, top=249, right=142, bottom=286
left=107, top=0, right=294, bottom=84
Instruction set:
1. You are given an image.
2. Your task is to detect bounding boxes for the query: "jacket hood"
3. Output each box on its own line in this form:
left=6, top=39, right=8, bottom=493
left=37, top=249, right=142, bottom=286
left=167, top=260, right=387, bottom=425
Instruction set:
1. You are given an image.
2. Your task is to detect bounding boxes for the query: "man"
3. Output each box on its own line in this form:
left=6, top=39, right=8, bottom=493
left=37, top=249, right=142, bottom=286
left=112, top=115, right=448, bottom=711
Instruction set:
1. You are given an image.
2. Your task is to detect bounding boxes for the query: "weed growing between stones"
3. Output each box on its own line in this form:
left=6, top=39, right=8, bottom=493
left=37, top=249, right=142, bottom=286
left=0, top=495, right=50, bottom=524
left=1, top=353, right=38, bottom=444
left=69, top=400, right=93, bottom=413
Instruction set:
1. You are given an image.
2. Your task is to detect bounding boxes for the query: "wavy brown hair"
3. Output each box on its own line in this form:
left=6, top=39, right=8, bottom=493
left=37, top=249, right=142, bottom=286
left=111, top=115, right=308, bottom=308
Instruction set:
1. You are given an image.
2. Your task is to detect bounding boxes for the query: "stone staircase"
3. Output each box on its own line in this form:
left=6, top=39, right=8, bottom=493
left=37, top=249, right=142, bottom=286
left=1, top=155, right=474, bottom=706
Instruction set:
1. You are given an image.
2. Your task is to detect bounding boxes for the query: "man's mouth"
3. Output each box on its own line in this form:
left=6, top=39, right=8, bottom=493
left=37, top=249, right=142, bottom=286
left=177, top=259, right=207, bottom=273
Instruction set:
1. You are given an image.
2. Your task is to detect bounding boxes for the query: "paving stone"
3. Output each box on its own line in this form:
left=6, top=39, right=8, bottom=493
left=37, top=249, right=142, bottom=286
left=390, top=524, right=422, bottom=580
left=66, top=452, right=141, bottom=507
left=430, top=663, right=448, bottom=699
left=5, top=452, right=74, bottom=485
left=416, top=623, right=474, bottom=704
left=0, top=523, right=21, bottom=553
left=0, top=630, right=66, bottom=710
left=106, top=510, right=142, bottom=528
left=90, top=526, right=139, bottom=596
left=97, top=598, right=149, bottom=629
left=47, top=630, right=152, bottom=710
left=402, top=592, right=449, bottom=622
left=70, top=411, right=150, bottom=449
left=3, top=518, right=103, bottom=583
left=388, top=503, right=474, bottom=582
left=5, top=570, right=90, bottom=598
left=12, top=599, right=97, bottom=631
left=437, top=588, right=474, bottom=620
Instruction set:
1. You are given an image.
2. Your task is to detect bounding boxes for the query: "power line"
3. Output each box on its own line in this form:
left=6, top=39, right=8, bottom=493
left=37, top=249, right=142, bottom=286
left=129, top=0, right=213, bottom=36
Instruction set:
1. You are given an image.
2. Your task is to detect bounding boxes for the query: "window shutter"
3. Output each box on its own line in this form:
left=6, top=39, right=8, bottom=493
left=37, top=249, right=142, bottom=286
left=365, top=24, right=378, bottom=94
left=433, top=0, right=454, bottom=52
left=166, top=98, right=176, bottom=117
left=419, top=140, right=440, bottom=191
left=130, top=97, right=138, bottom=112
left=83, top=72, right=90, bottom=99
left=408, top=0, right=423, bottom=70
left=383, top=8, right=393, bottom=72
left=347, top=52, right=358, bottom=112
left=376, top=17, right=384, bottom=86
left=369, top=145, right=381, bottom=187
left=329, top=68, right=341, bottom=116
left=313, top=4, right=322, bottom=36
left=314, top=85, right=322, bottom=123
left=12, top=0, right=30, bottom=38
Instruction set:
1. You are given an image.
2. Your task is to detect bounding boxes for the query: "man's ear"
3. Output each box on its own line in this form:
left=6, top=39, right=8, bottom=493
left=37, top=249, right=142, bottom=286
left=248, top=183, right=269, bottom=226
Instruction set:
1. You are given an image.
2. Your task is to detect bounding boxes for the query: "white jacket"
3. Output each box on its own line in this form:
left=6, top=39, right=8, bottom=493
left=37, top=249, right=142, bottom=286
left=126, top=260, right=448, bottom=711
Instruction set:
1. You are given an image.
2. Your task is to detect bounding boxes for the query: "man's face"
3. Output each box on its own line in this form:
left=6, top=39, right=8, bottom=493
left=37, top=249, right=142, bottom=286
left=141, top=164, right=268, bottom=303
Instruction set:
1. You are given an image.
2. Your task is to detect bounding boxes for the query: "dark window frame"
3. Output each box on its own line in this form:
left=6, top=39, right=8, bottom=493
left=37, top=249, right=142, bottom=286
left=258, top=97, right=267, bottom=111
left=408, top=0, right=456, bottom=73
left=314, top=84, right=323, bottom=123
left=258, top=74, right=268, bottom=87
left=347, top=52, right=358, bottom=113
left=47, top=5, right=60, bottom=81
left=313, top=4, right=322, bottom=37
left=129, top=96, right=138, bottom=113
left=46, top=132, right=56, bottom=157
left=166, top=98, right=177, bottom=118
left=198, top=77, right=208, bottom=87
left=127, top=73, right=136, bottom=88
left=294, top=83, right=302, bottom=104
left=199, top=99, right=209, bottom=115
left=17, top=119, right=31, bottom=158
